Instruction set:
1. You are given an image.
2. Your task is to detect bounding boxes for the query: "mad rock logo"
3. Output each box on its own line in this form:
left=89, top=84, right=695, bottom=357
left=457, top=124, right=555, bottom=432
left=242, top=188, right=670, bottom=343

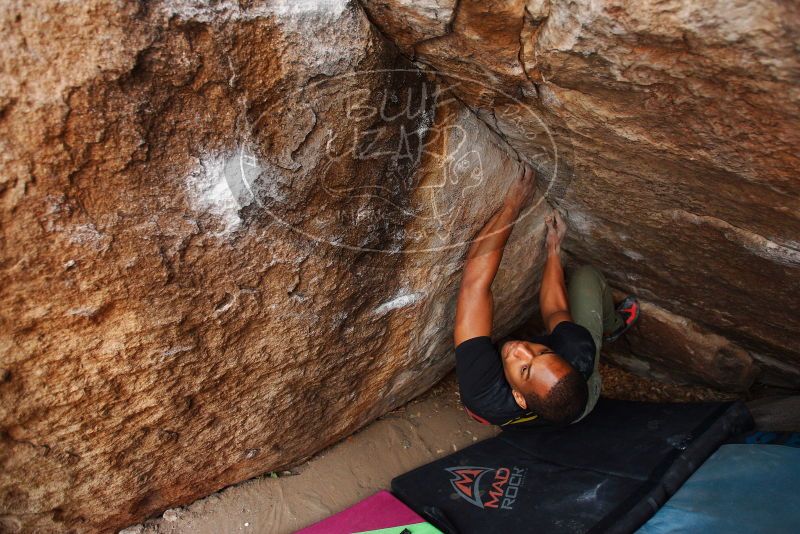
left=446, top=465, right=527, bottom=510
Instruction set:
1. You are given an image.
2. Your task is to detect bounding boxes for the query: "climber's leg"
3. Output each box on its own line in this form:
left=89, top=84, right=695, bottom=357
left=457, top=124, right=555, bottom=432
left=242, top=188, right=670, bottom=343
left=567, top=265, right=621, bottom=352
left=567, top=265, right=619, bottom=420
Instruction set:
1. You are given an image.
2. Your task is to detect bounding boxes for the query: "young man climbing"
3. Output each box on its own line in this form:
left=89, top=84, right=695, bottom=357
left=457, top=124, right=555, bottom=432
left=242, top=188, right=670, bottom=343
left=454, top=164, right=639, bottom=428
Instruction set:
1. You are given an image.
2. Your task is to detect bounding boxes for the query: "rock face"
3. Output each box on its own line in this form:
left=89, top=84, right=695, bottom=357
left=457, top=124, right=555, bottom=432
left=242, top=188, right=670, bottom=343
left=603, top=294, right=759, bottom=392
left=0, top=1, right=549, bottom=532
left=362, top=0, right=800, bottom=387
left=1, top=0, right=798, bottom=532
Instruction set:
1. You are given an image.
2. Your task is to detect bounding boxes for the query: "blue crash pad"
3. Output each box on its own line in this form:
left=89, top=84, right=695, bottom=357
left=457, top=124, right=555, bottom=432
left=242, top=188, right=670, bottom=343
left=637, top=443, right=800, bottom=534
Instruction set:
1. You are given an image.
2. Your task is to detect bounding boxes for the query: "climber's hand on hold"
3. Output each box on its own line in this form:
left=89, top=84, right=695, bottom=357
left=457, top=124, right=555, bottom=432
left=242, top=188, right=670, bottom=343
left=541, top=209, right=571, bottom=332
left=503, top=163, right=536, bottom=215
left=545, top=209, right=567, bottom=254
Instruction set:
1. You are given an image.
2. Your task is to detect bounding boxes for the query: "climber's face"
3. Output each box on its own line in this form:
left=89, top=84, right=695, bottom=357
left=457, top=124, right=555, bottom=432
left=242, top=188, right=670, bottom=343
left=500, top=340, right=573, bottom=410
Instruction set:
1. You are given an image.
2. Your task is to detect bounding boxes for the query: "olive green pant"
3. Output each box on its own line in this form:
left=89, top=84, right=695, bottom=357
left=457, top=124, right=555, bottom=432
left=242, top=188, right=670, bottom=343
left=567, top=265, right=623, bottom=421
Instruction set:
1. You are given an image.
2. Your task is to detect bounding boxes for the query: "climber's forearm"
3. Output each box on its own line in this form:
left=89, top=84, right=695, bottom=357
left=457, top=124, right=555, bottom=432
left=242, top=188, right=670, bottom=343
left=454, top=164, right=534, bottom=346
left=540, top=245, right=571, bottom=332
left=454, top=203, right=520, bottom=345
left=459, top=203, right=519, bottom=291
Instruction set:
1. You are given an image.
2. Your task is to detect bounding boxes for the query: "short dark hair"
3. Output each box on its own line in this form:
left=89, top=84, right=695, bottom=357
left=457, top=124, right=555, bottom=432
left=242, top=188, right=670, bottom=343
left=524, top=367, right=588, bottom=425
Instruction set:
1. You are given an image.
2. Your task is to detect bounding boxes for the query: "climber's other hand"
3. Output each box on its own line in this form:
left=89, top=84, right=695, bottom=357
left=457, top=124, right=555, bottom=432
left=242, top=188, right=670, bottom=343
left=545, top=209, right=567, bottom=253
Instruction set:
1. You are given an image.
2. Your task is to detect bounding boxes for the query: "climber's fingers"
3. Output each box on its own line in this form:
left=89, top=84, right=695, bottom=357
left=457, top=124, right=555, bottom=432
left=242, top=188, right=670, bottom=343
left=504, top=163, right=536, bottom=210
left=517, top=163, right=536, bottom=204
left=522, top=163, right=534, bottom=183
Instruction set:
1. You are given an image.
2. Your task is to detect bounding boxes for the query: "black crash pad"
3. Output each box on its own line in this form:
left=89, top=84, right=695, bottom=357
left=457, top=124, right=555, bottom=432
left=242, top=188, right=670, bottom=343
left=391, top=399, right=752, bottom=534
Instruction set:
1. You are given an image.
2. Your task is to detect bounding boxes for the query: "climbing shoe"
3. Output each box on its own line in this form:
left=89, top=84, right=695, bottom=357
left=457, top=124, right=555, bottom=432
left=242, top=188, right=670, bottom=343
left=604, top=295, right=640, bottom=342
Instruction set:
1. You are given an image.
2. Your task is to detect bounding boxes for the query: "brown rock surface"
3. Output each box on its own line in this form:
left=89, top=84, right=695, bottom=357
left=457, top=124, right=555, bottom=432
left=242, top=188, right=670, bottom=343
left=2, top=0, right=799, bottom=532
left=603, top=297, right=758, bottom=392
left=0, top=1, right=547, bottom=532
left=126, top=374, right=498, bottom=534
left=362, top=0, right=800, bottom=386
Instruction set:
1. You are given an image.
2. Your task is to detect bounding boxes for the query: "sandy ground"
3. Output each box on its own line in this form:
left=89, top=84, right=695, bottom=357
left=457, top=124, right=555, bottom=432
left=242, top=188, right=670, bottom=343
left=121, top=366, right=798, bottom=534
left=121, top=374, right=498, bottom=534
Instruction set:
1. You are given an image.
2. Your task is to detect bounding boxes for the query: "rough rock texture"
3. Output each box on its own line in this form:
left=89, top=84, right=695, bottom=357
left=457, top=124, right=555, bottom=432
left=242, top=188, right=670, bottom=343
left=603, top=294, right=758, bottom=391
left=362, top=0, right=800, bottom=387
left=129, top=375, right=498, bottom=534
left=0, top=1, right=547, bottom=532
left=2, top=0, right=799, bottom=532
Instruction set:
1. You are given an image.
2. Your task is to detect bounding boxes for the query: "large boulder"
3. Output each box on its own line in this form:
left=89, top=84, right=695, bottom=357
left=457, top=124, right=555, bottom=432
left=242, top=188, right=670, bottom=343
left=0, top=1, right=549, bottom=532
left=2, top=0, right=798, bottom=531
left=362, top=0, right=800, bottom=389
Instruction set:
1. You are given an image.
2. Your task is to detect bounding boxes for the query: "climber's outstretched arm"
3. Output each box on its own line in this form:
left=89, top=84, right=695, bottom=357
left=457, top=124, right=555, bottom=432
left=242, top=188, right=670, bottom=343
left=454, top=165, right=535, bottom=346
left=540, top=211, right=571, bottom=332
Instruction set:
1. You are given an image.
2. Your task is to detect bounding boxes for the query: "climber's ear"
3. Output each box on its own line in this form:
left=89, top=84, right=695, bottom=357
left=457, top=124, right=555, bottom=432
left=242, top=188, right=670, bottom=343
left=512, top=388, right=527, bottom=410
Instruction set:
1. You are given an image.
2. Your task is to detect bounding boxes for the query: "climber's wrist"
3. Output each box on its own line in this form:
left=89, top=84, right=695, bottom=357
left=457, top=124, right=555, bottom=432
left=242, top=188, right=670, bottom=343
left=501, top=195, right=520, bottom=213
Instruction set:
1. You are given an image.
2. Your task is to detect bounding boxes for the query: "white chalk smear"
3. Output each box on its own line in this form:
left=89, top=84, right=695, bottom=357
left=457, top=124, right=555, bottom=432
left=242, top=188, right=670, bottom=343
left=70, top=223, right=110, bottom=251
left=372, top=290, right=426, bottom=316
left=566, top=209, right=596, bottom=234
left=161, top=345, right=196, bottom=358
left=67, top=306, right=99, bottom=318
left=185, top=153, right=242, bottom=238
left=161, top=0, right=348, bottom=23
left=667, top=209, right=800, bottom=267
left=576, top=480, right=606, bottom=503
left=160, top=0, right=358, bottom=71
left=623, top=249, right=644, bottom=261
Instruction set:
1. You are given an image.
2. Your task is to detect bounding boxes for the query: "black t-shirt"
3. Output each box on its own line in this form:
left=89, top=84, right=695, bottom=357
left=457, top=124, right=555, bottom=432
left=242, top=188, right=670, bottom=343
left=455, top=321, right=596, bottom=428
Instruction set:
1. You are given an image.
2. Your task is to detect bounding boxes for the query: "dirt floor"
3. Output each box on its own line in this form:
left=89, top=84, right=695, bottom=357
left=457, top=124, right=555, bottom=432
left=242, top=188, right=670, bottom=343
left=121, top=364, right=797, bottom=534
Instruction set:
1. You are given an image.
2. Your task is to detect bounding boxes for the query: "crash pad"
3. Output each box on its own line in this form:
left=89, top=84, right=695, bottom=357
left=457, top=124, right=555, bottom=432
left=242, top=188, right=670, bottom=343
left=295, top=490, right=442, bottom=534
left=637, top=443, right=800, bottom=534
left=728, top=430, right=800, bottom=447
left=391, top=399, right=752, bottom=534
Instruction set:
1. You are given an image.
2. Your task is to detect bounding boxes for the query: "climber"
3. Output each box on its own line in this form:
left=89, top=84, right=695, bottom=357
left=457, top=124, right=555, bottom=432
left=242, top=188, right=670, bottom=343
left=453, top=164, right=639, bottom=428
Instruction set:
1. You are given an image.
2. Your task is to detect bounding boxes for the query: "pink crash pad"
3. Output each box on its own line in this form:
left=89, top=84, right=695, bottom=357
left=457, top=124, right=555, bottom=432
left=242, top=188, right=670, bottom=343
left=296, top=490, right=429, bottom=533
